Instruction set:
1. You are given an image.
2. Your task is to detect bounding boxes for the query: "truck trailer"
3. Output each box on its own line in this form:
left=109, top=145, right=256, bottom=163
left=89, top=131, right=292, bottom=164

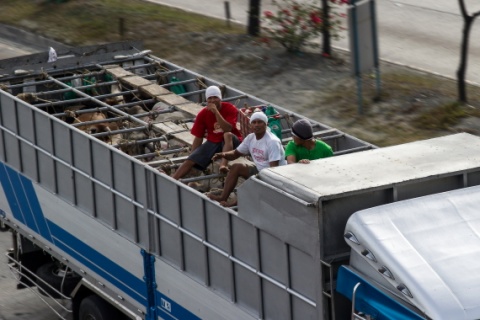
left=1, top=42, right=480, bottom=320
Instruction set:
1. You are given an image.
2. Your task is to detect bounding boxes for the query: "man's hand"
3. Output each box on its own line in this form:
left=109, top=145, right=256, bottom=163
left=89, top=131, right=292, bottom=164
left=212, top=152, right=224, bottom=161
left=206, top=102, right=218, bottom=113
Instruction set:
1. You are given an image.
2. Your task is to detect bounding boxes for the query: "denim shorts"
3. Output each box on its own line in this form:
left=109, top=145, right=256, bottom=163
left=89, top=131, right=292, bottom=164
left=189, top=135, right=240, bottom=170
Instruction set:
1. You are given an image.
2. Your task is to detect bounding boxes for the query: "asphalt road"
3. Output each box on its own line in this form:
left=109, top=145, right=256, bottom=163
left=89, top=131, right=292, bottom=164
left=0, top=38, right=34, bottom=60
left=147, top=0, right=480, bottom=84
left=0, top=230, right=73, bottom=320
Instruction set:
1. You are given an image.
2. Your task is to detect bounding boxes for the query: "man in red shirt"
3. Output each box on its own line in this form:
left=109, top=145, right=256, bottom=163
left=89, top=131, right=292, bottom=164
left=172, top=85, right=242, bottom=180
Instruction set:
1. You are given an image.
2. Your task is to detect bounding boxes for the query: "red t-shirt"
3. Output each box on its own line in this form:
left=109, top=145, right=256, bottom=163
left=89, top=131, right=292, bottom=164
left=190, top=102, right=242, bottom=143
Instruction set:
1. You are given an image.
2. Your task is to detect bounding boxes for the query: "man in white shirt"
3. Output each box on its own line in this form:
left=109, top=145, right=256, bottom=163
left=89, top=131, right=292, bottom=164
left=208, top=111, right=286, bottom=206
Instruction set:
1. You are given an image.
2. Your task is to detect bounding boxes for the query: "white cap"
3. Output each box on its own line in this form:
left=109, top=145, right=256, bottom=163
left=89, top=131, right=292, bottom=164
left=205, top=86, right=222, bottom=99
left=250, top=111, right=268, bottom=124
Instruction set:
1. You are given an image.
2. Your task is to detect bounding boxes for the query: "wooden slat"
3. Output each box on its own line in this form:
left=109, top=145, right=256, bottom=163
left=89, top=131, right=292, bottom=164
left=105, top=67, right=203, bottom=119
left=174, top=102, right=203, bottom=117
left=156, top=93, right=192, bottom=106
left=104, top=66, right=135, bottom=78
left=104, top=67, right=202, bottom=147
left=139, top=83, right=171, bottom=96
left=153, top=121, right=195, bottom=145
left=121, top=75, right=152, bottom=88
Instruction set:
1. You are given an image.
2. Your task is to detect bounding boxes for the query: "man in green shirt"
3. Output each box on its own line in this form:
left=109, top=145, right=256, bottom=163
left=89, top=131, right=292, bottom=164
left=285, top=119, right=333, bottom=164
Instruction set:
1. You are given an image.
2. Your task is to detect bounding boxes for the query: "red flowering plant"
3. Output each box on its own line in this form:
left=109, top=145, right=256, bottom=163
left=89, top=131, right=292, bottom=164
left=261, top=0, right=347, bottom=53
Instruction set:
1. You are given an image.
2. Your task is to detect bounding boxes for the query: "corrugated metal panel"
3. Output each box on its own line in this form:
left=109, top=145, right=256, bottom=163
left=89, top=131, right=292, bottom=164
left=259, top=133, right=480, bottom=201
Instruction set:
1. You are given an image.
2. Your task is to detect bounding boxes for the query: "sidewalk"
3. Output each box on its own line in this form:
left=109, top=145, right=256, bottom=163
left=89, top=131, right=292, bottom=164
left=0, top=23, right=69, bottom=53
left=144, top=0, right=276, bottom=26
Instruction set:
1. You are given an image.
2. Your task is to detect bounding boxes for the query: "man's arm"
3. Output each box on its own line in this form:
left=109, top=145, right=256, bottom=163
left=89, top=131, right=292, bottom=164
left=269, top=160, right=280, bottom=167
left=286, top=155, right=297, bottom=164
left=191, top=136, right=203, bottom=152
left=207, top=103, right=233, bottom=132
left=267, top=138, right=285, bottom=168
left=212, top=149, right=244, bottom=162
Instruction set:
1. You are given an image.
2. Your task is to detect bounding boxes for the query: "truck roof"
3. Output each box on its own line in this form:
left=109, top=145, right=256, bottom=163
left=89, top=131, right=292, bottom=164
left=258, top=133, right=480, bottom=203
left=344, top=184, right=480, bottom=320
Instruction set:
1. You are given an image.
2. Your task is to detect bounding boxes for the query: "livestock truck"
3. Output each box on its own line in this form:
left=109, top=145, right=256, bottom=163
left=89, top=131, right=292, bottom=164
left=1, top=41, right=480, bottom=320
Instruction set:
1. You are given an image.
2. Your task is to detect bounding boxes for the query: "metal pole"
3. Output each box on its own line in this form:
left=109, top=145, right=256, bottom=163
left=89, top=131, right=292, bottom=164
left=322, top=0, right=331, bottom=55
left=119, top=17, right=125, bottom=40
left=351, top=0, right=363, bottom=115
left=248, top=0, right=261, bottom=36
left=370, top=0, right=381, bottom=100
left=351, top=282, right=362, bottom=320
left=224, top=1, right=232, bottom=28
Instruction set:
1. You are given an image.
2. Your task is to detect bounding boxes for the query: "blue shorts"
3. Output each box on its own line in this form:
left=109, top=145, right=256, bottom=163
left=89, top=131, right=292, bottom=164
left=189, top=135, right=240, bottom=171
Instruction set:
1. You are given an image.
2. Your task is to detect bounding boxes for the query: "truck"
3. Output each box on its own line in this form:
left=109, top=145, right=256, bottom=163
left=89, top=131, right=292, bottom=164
left=1, top=41, right=480, bottom=320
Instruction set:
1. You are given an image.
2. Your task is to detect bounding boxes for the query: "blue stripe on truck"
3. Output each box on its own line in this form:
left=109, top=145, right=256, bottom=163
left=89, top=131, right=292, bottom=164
left=0, top=163, right=53, bottom=242
left=19, top=173, right=53, bottom=242
left=0, top=163, right=27, bottom=225
left=0, top=162, right=201, bottom=320
left=10, top=172, right=39, bottom=234
left=48, top=221, right=148, bottom=306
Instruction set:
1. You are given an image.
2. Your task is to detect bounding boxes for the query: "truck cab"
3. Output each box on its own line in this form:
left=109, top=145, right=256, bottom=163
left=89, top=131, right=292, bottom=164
left=338, top=185, right=480, bottom=320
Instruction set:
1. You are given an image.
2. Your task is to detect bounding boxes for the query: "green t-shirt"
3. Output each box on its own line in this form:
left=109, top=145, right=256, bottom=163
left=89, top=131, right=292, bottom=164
left=285, top=140, right=333, bottom=162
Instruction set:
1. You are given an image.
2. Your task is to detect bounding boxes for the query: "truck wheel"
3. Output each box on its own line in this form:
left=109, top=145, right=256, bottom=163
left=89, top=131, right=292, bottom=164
left=36, top=262, right=81, bottom=299
left=79, top=295, right=124, bottom=320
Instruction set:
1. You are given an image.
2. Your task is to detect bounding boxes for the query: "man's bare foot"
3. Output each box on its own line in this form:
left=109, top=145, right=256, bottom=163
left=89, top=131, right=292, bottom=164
left=207, top=193, right=226, bottom=202
left=220, top=199, right=237, bottom=207
left=219, top=165, right=229, bottom=174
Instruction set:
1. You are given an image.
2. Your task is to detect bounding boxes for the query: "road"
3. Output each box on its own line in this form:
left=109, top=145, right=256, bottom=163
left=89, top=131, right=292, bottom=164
left=0, top=230, right=73, bottom=320
left=146, top=0, right=480, bottom=84
left=0, top=38, right=34, bottom=60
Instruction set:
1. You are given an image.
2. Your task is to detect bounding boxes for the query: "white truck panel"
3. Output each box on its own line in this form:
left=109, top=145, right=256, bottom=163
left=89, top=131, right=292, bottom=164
left=0, top=162, right=148, bottom=313
left=154, top=259, right=257, bottom=319
left=259, top=132, right=480, bottom=201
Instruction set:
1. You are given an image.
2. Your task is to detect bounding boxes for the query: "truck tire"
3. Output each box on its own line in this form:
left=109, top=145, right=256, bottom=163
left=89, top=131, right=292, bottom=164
left=36, top=262, right=81, bottom=299
left=79, top=295, right=124, bottom=320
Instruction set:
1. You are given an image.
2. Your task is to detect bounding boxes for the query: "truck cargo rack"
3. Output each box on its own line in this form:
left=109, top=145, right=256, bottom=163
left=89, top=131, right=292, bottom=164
left=0, top=42, right=381, bottom=320
left=0, top=41, right=376, bottom=209
left=6, top=253, right=73, bottom=320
